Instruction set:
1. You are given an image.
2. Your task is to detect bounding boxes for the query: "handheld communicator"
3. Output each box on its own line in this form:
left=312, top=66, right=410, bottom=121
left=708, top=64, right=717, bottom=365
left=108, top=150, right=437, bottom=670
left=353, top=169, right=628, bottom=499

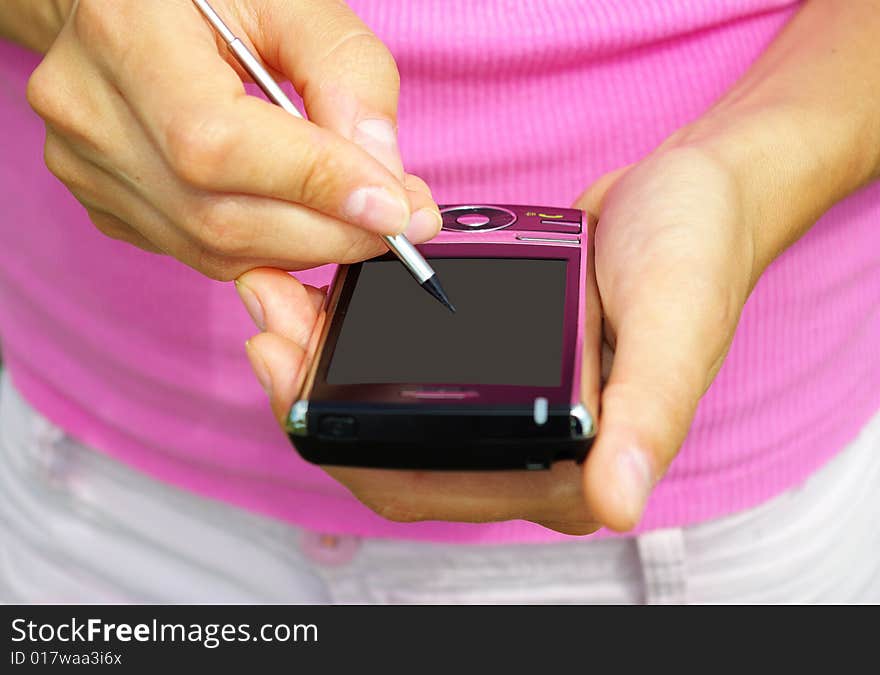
left=287, top=205, right=596, bottom=470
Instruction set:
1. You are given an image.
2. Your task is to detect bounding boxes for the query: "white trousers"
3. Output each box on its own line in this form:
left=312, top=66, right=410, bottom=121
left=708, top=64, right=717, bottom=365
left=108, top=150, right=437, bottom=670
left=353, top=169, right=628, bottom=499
left=1, top=371, right=878, bottom=604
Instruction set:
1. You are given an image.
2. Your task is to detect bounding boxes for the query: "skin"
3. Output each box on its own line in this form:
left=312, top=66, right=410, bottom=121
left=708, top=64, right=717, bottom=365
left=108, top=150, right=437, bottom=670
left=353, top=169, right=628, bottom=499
left=4, top=1, right=880, bottom=534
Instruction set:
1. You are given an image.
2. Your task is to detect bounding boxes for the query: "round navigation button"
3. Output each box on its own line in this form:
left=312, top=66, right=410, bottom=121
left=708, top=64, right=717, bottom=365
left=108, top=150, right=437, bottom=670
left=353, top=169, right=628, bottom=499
left=441, top=205, right=517, bottom=232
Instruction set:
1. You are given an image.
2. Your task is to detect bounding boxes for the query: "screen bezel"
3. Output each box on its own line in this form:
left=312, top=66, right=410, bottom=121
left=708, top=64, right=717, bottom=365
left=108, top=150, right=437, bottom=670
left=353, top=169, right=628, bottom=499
left=307, top=242, right=581, bottom=407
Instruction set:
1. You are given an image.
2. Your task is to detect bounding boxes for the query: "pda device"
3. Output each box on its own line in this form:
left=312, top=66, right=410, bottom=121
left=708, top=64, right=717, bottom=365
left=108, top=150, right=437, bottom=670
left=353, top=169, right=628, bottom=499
left=286, top=205, right=596, bottom=470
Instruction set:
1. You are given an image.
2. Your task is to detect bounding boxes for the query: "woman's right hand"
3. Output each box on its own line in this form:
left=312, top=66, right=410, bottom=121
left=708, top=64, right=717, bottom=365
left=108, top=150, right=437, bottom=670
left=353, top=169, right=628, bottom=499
left=26, top=0, right=441, bottom=280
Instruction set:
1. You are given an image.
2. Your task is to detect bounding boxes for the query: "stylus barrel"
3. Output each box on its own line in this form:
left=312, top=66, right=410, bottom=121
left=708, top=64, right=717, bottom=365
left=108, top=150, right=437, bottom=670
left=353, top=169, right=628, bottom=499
left=382, top=233, right=433, bottom=283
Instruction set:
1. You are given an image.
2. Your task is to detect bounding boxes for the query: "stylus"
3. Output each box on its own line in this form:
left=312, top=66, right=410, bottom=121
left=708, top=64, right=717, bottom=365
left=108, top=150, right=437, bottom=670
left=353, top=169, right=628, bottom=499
left=192, top=0, right=456, bottom=313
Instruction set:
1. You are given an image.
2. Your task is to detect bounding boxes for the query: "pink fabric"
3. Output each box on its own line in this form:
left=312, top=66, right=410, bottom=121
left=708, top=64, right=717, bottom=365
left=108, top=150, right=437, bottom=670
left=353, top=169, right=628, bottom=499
left=1, top=0, right=878, bottom=543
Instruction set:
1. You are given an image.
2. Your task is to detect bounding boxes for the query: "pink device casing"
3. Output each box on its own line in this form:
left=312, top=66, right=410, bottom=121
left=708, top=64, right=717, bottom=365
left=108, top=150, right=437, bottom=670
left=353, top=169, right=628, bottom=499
left=287, top=204, right=595, bottom=470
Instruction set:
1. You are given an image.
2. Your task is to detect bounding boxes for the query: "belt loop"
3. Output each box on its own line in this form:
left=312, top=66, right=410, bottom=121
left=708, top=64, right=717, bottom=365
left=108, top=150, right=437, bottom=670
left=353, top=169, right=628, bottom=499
left=636, top=528, right=687, bottom=604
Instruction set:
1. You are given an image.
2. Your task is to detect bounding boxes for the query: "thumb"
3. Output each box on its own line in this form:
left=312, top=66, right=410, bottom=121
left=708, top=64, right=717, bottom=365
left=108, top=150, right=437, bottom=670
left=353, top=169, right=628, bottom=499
left=582, top=266, right=741, bottom=532
left=244, top=0, right=405, bottom=179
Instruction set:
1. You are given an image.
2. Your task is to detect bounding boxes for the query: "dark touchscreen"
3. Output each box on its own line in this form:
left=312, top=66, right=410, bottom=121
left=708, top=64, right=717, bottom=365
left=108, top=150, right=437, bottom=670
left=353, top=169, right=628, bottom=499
left=327, top=258, right=567, bottom=387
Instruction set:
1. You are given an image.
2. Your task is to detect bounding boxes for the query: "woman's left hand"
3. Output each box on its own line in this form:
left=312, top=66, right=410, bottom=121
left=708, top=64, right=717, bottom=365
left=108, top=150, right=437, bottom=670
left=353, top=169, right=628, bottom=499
left=572, top=141, right=756, bottom=530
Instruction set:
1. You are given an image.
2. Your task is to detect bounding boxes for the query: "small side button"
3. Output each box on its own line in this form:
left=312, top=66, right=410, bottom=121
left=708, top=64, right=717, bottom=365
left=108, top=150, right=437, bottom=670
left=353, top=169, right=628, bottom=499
left=516, top=235, right=580, bottom=245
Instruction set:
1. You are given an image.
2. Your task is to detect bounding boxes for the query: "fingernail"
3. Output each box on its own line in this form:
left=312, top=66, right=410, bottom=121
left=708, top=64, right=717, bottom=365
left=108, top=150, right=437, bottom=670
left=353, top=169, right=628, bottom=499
left=405, top=208, right=442, bottom=243
left=235, top=280, right=265, bottom=331
left=613, top=448, right=654, bottom=524
left=245, top=340, right=272, bottom=396
left=342, top=186, right=410, bottom=234
left=353, top=118, right=403, bottom=179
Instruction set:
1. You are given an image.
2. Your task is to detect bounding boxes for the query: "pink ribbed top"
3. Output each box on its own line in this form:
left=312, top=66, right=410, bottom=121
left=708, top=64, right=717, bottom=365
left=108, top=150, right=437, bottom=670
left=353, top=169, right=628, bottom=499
left=1, top=0, right=878, bottom=542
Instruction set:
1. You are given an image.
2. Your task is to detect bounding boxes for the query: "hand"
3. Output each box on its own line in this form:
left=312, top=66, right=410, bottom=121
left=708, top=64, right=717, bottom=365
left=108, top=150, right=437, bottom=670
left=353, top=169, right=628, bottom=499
left=26, top=0, right=442, bottom=280
left=574, top=143, right=754, bottom=530
left=570, top=0, right=880, bottom=530
left=238, top=141, right=755, bottom=535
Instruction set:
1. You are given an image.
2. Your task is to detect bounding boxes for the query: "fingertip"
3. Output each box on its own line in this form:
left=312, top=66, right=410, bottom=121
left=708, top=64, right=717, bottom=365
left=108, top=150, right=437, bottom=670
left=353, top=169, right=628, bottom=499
left=583, top=428, right=656, bottom=533
left=403, top=175, right=442, bottom=243
left=235, top=278, right=266, bottom=331
left=245, top=332, right=307, bottom=425
left=244, top=336, right=272, bottom=396
left=404, top=207, right=443, bottom=243
left=341, top=185, right=411, bottom=236
left=236, top=268, right=319, bottom=349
